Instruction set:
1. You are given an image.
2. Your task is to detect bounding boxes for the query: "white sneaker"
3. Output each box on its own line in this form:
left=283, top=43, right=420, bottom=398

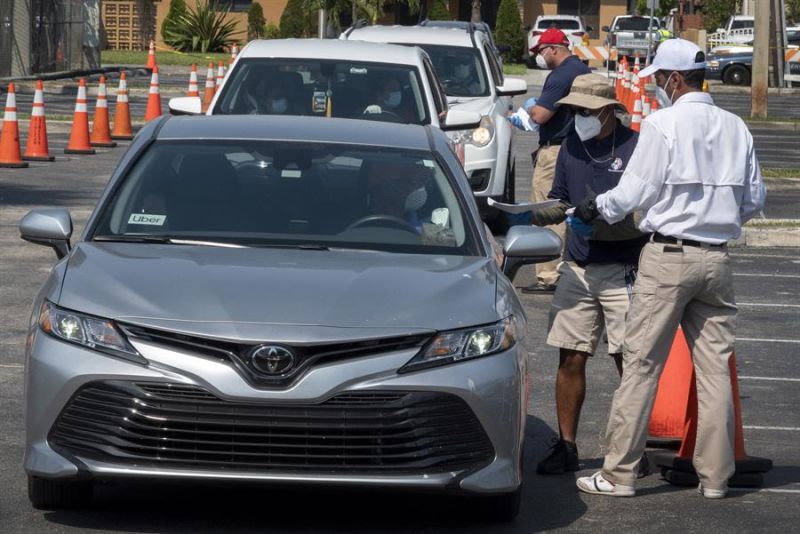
left=697, top=483, right=726, bottom=499
left=576, top=471, right=635, bottom=497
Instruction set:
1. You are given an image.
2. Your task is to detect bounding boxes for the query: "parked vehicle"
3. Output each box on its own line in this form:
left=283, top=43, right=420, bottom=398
left=602, top=15, right=662, bottom=65
left=526, top=14, right=592, bottom=68
left=20, top=114, right=561, bottom=521
left=341, top=25, right=528, bottom=227
left=707, top=29, right=800, bottom=86
left=418, top=19, right=509, bottom=64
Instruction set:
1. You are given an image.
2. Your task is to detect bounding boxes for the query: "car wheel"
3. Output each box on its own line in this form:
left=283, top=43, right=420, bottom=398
left=28, top=475, right=93, bottom=509
left=476, top=486, right=522, bottom=522
left=723, top=65, right=751, bottom=86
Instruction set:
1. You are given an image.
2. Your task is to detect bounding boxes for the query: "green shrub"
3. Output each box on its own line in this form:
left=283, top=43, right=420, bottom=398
left=427, top=0, right=452, bottom=21
left=280, top=0, right=313, bottom=38
left=494, top=0, right=525, bottom=64
left=264, top=22, right=281, bottom=40
left=247, top=2, right=267, bottom=40
left=161, top=0, right=188, bottom=48
left=163, top=1, right=241, bottom=53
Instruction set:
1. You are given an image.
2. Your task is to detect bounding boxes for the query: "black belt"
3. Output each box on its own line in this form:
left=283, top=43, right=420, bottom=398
left=539, top=137, right=565, bottom=147
left=652, top=232, right=726, bottom=248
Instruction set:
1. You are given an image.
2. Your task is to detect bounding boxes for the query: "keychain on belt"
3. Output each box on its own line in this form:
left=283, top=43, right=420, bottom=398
left=624, top=264, right=638, bottom=300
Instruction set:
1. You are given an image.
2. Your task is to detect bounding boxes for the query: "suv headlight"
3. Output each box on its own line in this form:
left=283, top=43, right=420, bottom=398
left=38, top=301, right=144, bottom=363
left=399, top=318, right=515, bottom=373
left=468, top=116, right=495, bottom=147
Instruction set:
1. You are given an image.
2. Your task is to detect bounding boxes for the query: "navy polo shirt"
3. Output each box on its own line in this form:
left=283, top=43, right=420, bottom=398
left=537, top=56, right=591, bottom=144
left=548, top=122, right=649, bottom=265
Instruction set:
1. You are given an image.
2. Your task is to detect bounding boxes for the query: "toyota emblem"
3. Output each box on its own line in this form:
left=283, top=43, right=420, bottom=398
left=250, top=345, right=296, bottom=375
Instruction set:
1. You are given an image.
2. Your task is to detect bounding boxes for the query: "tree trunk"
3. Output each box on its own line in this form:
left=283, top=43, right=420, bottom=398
left=471, top=0, right=481, bottom=23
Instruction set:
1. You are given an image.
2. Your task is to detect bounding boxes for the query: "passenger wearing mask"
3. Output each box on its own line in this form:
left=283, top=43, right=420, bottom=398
left=530, top=73, right=649, bottom=476
left=522, top=28, right=590, bottom=294
left=240, top=77, right=293, bottom=115
left=447, top=55, right=482, bottom=96
left=363, top=76, right=416, bottom=123
left=365, top=161, right=431, bottom=231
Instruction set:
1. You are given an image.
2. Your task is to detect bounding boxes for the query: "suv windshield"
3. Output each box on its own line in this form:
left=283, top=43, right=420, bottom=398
left=615, top=17, right=660, bottom=31
left=405, top=44, right=489, bottom=98
left=92, top=141, right=476, bottom=255
left=215, top=59, right=429, bottom=125
left=538, top=19, right=580, bottom=30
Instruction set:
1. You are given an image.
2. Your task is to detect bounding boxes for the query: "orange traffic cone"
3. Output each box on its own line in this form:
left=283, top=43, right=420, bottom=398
left=633, top=52, right=640, bottom=72
left=202, top=62, right=215, bottom=113
left=615, top=60, right=624, bottom=101
left=642, top=95, right=651, bottom=118
left=647, top=328, right=693, bottom=446
left=630, top=97, right=642, bottom=132
left=146, top=39, right=157, bottom=69
left=90, top=75, right=117, bottom=148
left=230, top=43, right=239, bottom=65
left=145, top=65, right=162, bottom=122
left=216, top=61, right=225, bottom=93
left=111, top=72, right=133, bottom=140
left=650, top=97, right=659, bottom=113
left=0, top=84, right=28, bottom=168
left=622, top=64, right=631, bottom=112
left=23, top=80, right=54, bottom=162
left=187, top=63, right=199, bottom=97
left=64, top=78, right=95, bottom=155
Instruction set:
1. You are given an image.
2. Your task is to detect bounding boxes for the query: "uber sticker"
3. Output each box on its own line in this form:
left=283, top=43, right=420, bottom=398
left=128, top=213, right=166, bottom=226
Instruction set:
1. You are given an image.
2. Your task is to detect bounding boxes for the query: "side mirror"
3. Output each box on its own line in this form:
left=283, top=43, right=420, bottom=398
left=497, top=44, right=512, bottom=53
left=496, top=77, right=528, bottom=96
left=601, top=25, right=610, bottom=32
left=20, top=208, right=73, bottom=259
left=168, top=96, right=202, bottom=115
left=501, top=226, right=561, bottom=281
left=441, top=109, right=482, bottom=131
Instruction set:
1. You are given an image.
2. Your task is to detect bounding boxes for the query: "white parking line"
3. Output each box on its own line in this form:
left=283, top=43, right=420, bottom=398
left=729, top=488, right=800, bottom=495
left=0, top=364, right=23, bottom=368
left=731, top=254, right=800, bottom=260
left=739, top=376, right=800, bottom=382
left=734, top=273, right=800, bottom=279
left=738, top=303, right=800, bottom=308
left=743, top=425, right=800, bottom=431
left=737, top=338, right=800, bottom=343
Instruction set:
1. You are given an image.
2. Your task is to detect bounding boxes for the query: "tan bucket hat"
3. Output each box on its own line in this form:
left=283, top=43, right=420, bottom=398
left=556, top=73, right=626, bottom=112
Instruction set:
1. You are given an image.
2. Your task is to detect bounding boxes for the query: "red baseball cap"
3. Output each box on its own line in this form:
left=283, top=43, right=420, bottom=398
left=530, top=28, right=570, bottom=53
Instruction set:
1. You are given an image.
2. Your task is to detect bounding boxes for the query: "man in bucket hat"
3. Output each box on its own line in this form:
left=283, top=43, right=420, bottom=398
left=530, top=73, right=650, bottom=476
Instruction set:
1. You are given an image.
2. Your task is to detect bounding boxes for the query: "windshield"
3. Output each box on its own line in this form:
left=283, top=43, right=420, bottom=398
left=730, top=20, right=753, bottom=30
left=538, top=19, right=580, bottom=30
left=91, top=141, right=477, bottom=256
left=405, top=44, right=489, bottom=98
left=215, top=59, right=429, bottom=125
left=615, top=17, right=660, bottom=31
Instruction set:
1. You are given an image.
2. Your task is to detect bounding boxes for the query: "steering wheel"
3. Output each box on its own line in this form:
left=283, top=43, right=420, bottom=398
left=346, top=214, right=418, bottom=233
left=359, top=110, right=406, bottom=124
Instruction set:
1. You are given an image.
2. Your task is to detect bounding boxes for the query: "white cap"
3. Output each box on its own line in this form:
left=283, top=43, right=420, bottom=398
left=639, top=38, right=706, bottom=78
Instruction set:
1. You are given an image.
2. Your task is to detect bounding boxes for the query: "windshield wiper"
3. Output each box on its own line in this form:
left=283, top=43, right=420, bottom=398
left=93, top=235, right=247, bottom=248
left=252, top=243, right=330, bottom=251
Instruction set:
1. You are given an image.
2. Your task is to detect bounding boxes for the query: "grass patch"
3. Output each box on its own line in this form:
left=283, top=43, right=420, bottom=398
left=762, top=167, right=800, bottom=179
left=101, top=50, right=230, bottom=66
left=503, top=63, right=528, bottom=76
left=744, top=115, right=800, bottom=124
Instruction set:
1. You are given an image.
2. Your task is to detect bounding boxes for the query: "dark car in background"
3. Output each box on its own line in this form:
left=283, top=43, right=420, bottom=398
left=706, top=28, right=800, bottom=86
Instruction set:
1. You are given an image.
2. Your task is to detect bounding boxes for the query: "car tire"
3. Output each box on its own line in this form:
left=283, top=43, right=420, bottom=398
left=723, top=64, right=751, bottom=86
left=477, top=486, right=522, bottom=522
left=28, top=475, right=93, bottom=509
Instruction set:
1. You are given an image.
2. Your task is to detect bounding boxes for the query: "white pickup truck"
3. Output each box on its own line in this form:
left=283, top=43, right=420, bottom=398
left=710, top=15, right=755, bottom=45
left=603, top=15, right=663, bottom=66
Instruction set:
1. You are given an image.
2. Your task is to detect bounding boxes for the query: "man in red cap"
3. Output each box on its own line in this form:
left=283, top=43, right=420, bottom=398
left=522, top=28, right=590, bottom=293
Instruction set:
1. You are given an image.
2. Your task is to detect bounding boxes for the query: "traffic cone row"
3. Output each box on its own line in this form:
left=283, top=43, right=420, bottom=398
left=145, top=65, right=162, bottom=122
left=23, top=80, right=53, bottom=162
left=90, top=76, right=117, bottom=148
left=0, top=84, right=28, bottom=168
left=64, top=79, right=95, bottom=155
left=112, top=72, right=134, bottom=140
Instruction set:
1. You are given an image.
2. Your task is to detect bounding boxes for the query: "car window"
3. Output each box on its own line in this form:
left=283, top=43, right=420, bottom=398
left=614, top=18, right=659, bottom=31
left=214, top=59, right=429, bottom=125
left=731, top=20, right=754, bottom=30
left=92, top=141, right=476, bottom=256
left=405, top=44, right=489, bottom=98
left=537, top=19, right=580, bottom=30
left=423, top=57, right=448, bottom=118
left=483, top=43, right=503, bottom=87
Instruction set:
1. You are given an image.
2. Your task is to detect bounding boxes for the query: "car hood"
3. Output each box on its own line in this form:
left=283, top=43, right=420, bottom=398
left=448, top=96, right=494, bottom=115
left=57, top=243, right=499, bottom=341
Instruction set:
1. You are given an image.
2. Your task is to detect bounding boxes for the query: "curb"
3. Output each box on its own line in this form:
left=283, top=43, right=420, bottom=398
left=744, top=121, right=800, bottom=131
left=0, top=66, right=126, bottom=84
left=732, top=220, right=800, bottom=247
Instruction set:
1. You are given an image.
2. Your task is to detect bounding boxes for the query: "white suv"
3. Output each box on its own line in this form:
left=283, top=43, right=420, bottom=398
left=342, top=25, right=528, bottom=224
left=527, top=15, right=592, bottom=67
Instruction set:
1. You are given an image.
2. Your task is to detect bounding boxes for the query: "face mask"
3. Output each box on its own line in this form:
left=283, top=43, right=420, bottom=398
left=454, top=64, right=470, bottom=79
left=404, top=186, right=427, bottom=212
left=574, top=113, right=603, bottom=141
left=268, top=98, right=288, bottom=114
left=536, top=47, right=553, bottom=70
left=655, top=73, right=677, bottom=108
left=384, top=91, right=401, bottom=109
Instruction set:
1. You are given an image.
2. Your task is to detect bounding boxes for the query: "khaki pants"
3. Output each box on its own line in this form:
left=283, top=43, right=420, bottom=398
left=602, top=241, right=737, bottom=490
left=531, top=144, right=565, bottom=285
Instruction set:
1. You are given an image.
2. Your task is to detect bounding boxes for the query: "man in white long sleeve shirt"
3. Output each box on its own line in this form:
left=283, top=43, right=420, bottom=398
left=573, top=39, right=766, bottom=499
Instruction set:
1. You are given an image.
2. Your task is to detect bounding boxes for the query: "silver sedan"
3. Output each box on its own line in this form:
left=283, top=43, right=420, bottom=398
left=20, top=115, right=559, bottom=521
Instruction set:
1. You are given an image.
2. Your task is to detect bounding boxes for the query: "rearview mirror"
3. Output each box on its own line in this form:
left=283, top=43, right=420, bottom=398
left=501, top=226, right=561, bottom=281
left=496, top=77, right=528, bottom=96
left=441, top=109, right=482, bottom=131
left=20, top=208, right=73, bottom=259
left=168, top=96, right=202, bottom=115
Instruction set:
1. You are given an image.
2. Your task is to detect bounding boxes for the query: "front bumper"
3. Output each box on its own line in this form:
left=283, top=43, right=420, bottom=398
left=464, top=140, right=502, bottom=199
left=24, top=328, right=526, bottom=495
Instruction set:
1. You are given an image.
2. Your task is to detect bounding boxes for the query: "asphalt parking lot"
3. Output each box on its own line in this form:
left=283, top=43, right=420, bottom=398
left=1, top=84, right=799, bottom=532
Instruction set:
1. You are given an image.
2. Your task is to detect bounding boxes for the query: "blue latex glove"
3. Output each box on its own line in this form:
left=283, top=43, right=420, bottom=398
left=567, top=215, right=593, bottom=237
left=523, top=96, right=537, bottom=110
left=508, top=114, right=525, bottom=130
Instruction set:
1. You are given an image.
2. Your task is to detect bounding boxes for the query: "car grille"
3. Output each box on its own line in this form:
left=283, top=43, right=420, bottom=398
left=120, top=324, right=430, bottom=388
left=49, top=381, right=494, bottom=474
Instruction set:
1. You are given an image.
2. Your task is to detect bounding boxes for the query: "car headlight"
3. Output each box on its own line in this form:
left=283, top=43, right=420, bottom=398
left=469, top=116, right=495, bottom=147
left=707, top=60, right=720, bottom=68
left=38, top=301, right=144, bottom=363
left=399, top=318, right=515, bottom=373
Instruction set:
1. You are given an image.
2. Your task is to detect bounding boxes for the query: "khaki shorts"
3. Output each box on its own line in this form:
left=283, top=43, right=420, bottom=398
left=546, top=261, right=631, bottom=356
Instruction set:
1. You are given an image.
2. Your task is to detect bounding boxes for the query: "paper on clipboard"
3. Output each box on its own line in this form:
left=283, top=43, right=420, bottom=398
left=487, top=198, right=564, bottom=215
left=512, top=107, right=537, bottom=132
